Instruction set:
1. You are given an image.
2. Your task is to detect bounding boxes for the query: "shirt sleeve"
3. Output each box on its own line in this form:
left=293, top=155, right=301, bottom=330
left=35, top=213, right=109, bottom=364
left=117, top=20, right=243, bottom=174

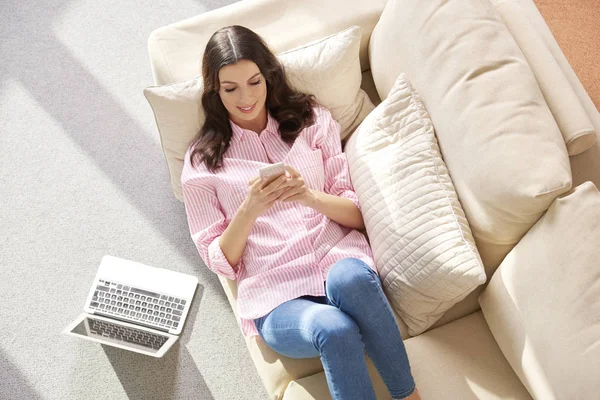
left=315, top=107, right=362, bottom=211
left=181, top=176, right=239, bottom=281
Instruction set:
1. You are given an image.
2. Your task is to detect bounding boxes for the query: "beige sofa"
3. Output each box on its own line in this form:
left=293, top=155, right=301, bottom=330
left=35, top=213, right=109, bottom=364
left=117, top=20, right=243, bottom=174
left=146, top=0, right=600, bottom=398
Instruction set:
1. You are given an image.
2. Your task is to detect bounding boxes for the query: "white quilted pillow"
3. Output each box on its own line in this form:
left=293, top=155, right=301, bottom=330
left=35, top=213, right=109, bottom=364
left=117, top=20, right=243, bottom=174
left=345, top=73, right=486, bottom=336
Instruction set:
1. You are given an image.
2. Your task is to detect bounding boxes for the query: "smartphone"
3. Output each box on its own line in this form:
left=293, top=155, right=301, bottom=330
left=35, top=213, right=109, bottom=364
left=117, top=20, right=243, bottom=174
left=258, top=162, right=286, bottom=186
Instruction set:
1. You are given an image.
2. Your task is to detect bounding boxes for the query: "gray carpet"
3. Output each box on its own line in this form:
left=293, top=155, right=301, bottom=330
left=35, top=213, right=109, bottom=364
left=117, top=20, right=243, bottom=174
left=0, top=0, right=270, bottom=399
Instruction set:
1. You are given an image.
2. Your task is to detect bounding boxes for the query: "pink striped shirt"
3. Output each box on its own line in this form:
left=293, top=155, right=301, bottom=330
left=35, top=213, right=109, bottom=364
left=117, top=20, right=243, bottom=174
left=181, top=105, right=376, bottom=338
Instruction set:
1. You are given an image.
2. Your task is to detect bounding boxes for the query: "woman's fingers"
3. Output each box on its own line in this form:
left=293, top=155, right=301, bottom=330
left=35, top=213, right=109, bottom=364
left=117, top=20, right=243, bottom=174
left=266, top=185, right=287, bottom=201
left=285, top=165, right=301, bottom=178
left=279, top=187, right=301, bottom=201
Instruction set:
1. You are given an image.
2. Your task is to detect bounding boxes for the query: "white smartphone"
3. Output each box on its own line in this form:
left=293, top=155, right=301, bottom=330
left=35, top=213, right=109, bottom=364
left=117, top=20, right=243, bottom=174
left=258, top=162, right=286, bottom=186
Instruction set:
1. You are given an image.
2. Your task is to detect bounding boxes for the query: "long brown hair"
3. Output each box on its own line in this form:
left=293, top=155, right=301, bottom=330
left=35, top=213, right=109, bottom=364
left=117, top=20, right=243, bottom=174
left=189, top=25, right=320, bottom=172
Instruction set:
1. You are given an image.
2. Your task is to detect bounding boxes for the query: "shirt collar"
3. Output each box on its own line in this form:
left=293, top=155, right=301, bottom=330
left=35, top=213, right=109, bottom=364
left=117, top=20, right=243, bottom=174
left=229, top=110, right=279, bottom=143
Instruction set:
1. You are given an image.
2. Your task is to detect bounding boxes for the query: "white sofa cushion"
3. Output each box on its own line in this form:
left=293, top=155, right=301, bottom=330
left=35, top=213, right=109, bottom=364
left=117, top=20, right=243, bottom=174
left=479, top=181, right=600, bottom=400
left=345, top=73, right=486, bottom=336
left=368, top=0, right=572, bottom=274
left=144, top=25, right=374, bottom=201
left=402, top=311, right=531, bottom=399
left=278, top=26, right=374, bottom=140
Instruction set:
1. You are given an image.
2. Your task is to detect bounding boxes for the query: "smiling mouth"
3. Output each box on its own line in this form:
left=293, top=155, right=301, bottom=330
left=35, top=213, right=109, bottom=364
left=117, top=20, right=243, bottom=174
left=237, top=103, right=256, bottom=113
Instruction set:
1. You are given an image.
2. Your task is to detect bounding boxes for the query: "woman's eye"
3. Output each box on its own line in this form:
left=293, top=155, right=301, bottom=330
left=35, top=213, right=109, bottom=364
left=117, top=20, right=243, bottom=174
left=223, top=80, right=260, bottom=93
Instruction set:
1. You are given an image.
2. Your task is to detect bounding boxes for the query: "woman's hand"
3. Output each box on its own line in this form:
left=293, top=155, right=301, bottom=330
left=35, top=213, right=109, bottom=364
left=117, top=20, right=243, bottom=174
left=277, top=165, right=317, bottom=207
left=241, top=174, right=289, bottom=220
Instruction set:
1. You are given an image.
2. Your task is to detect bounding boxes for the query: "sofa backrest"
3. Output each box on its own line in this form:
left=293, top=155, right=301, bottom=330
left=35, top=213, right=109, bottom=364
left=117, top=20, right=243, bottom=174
left=148, top=0, right=388, bottom=86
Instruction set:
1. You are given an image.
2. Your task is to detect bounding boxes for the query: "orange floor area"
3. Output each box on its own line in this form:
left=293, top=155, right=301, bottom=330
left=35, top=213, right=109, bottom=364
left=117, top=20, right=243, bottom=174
left=533, top=0, right=600, bottom=110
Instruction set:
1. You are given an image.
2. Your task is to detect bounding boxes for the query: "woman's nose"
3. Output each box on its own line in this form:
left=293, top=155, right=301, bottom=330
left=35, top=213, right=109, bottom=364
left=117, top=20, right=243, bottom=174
left=239, top=89, right=253, bottom=104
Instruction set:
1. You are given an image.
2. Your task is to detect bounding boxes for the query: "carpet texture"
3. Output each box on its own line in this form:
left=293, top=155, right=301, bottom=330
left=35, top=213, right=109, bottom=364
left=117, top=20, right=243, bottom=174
left=1, top=0, right=597, bottom=400
left=0, top=1, right=271, bottom=399
left=533, top=0, right=600, bottom=109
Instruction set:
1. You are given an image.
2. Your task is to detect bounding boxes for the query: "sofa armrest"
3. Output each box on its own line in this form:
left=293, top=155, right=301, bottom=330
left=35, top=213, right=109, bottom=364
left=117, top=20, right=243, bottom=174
left=479, top=181, right=600, bottom=400
left=147, top=0, right=387, bottom=85
left=491, top=0, right=596, bottom=156
left=517, top=0, right=600, bottom=190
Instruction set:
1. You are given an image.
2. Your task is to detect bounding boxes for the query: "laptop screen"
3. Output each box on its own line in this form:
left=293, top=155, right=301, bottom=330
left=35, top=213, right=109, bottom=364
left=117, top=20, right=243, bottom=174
left=68, top=316, right=169, bottom=354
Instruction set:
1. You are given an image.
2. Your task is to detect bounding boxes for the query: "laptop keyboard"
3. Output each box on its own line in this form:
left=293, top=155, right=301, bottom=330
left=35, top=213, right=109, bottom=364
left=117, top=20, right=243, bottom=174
left=89, top=279, right=187, bottom=330
left=88, top=317, right=168, bottom=350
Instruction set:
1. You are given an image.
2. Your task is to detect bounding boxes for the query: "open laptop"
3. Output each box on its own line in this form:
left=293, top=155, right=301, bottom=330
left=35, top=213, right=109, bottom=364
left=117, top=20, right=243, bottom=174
left=63, top=255, right=198, bottom=358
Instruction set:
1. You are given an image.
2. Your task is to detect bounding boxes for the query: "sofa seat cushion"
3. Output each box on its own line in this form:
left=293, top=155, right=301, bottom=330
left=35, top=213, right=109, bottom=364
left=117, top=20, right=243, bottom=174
left=368, top=0, right=572, bottom=276
left=283, top=311, right=531, bottom=399
left=282, top=353, right=398, bottom=400
left=403, top=311, right=532, bottom=400
left=479, top=181, right=600, bottom=400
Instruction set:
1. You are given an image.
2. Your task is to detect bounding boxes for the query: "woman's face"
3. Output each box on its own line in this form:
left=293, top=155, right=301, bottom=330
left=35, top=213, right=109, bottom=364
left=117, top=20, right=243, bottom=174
left=218, top=59, right=267, bottom=127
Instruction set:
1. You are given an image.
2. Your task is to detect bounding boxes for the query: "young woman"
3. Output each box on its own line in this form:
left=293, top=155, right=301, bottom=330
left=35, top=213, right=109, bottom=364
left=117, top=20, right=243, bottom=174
left=181, top=25, right=421, bottom=400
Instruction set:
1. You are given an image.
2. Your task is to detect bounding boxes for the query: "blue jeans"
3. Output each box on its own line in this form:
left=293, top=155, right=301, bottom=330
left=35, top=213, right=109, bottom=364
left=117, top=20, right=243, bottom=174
left=253, top=258, right=416, bottom=400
